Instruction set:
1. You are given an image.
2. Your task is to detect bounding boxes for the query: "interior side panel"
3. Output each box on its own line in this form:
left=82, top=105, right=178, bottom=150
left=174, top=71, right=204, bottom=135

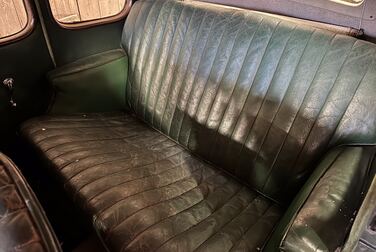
left=39, top=0, right=126, bottom=66
left=0, top=0, right=129, bottom=150
left=0, top=11, right=54, bottom=150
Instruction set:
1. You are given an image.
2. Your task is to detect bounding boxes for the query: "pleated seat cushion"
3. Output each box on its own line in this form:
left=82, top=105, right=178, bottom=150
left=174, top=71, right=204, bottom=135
left=21, top=113, right=282, bottom=252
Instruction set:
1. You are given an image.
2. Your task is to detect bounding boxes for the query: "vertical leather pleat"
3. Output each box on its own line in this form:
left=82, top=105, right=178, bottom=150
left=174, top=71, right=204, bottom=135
left=122, top=0, right=376, bottom=203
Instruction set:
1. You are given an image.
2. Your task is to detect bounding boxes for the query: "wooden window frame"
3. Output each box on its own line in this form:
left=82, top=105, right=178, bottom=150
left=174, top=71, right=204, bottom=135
left=49, top=0, right=133, bottom=30
left=0, top=0, right=35, bottom=46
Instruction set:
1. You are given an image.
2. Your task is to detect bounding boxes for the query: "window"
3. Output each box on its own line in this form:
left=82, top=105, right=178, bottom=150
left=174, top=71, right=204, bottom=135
left=0, top=0, right=34, bottom=45
left=49, top=0, right=130, bottom=28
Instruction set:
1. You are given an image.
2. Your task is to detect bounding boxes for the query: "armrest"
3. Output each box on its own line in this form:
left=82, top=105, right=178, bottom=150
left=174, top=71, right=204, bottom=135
left=266, top=145, right=376, bottom=252
left=47, top=49, right=128, bottom=114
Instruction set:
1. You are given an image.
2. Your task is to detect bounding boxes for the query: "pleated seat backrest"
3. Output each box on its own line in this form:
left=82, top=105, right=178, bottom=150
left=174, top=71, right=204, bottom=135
left=122, top=0, right=376, bottom=204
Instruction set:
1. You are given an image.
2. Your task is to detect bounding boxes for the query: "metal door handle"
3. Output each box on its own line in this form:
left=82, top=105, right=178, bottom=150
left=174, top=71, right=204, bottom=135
left=2, top=78, right=17, bottom=107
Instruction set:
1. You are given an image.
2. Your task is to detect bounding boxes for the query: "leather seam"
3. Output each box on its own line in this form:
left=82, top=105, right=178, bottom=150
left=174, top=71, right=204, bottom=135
left=110, top=166, right=227, bottom=246
left=149, top=3, right=186, bottom=124
left=207, top=16, right=265, bottom=159
left=326, top=48, right=376, bottom=148
left=86, top=151, right=198, bottom=205
left=289, top=38, right=358, bottom=172
left=231, top=20, right=283, bottom=178
left=185, top=10, right=238, bottom=147
left=75, top=151, right=190, bottom=198
left=260, top=28, right=317, bottom=191
left=217, top=19, right=280, bottom=178
left=101, top=168, right=225, bottom=239
left=65, top=143, right=182, bottom=181
left=166, top=9, right=209, bottom=136
left=95, top=165, right=221, bottom=220
left=239, top=24, right=298, bottom=170
left=60, top=151, right=127, bottom=173
left=250, top=26, right=301, bottom=184
left=136, top=1, right=178, bottom=114
left=200, top=13, right=249, bottom=133
left=260, top=28, right=330, bottom=192
left=131, top=184, right=245, bottom=251
left=175, top=11, right=217, bottom=142
left=129, top=0, right=160, bottom=108
left=194, top=194, right=261, bottom=251
left=140, top=1, right=179, bottom=115
left=159, top=6, right=197, bottom=130
left=228, top=203, right=275, bottom=251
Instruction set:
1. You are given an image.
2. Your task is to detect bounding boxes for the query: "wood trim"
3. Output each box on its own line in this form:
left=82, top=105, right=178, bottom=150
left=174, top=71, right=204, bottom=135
left=51, top=0, right=132, bottom=30
left=0, top=0, right=35, bottom=46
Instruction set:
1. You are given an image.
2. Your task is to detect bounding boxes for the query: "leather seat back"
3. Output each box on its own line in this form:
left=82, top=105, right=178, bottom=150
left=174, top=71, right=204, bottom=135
left=122, top=0, right=376, bottom=204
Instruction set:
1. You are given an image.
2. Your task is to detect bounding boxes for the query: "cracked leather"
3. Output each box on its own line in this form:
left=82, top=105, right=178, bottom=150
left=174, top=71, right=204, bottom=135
left=21, top=0, right=376, bottom=251
left=22, top=113, right=282, bottom=251
left=0, top=153, right=61, bottom=252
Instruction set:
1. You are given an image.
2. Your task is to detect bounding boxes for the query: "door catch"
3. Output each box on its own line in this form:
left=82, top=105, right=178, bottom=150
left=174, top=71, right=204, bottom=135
left=3, top=78, right=14, bottom=90
left=2, top=78, right=17, bottom=107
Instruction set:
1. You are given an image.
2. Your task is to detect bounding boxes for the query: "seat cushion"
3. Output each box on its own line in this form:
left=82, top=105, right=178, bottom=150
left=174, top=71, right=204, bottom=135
left=21, top=113, right=282, bottom=252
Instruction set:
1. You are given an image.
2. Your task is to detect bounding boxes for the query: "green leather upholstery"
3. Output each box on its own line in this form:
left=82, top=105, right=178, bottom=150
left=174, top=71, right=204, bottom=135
left=47, top=49, right=128, bottom=114
left=20, top=0, right=376, bottom=251
left=22, top=113, right=282, bottom=251
left=267, top=145, right=376, bottom=251
left=122, top=0, right=376, bottom=204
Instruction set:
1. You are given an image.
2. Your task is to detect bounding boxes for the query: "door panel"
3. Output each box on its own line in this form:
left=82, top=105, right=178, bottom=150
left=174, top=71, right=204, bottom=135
left=39, top=0, right=127, bottom=66
left=0, top=16, right=54, bottom=150
left=0, top=0, right=129, bottom=150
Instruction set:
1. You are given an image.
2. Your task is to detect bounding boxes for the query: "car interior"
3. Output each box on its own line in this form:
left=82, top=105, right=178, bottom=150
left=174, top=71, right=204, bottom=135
left=0, top=0, right=376, bottom=251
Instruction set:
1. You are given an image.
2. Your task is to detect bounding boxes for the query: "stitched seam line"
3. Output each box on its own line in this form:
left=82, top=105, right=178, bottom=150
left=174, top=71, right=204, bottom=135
left=185, top=11, right=238, bottom=147
left=124, top=184, right=244, bottom=251
left=208, top=17, right=264, bottom=159
left=137, top=1, right=180, bottom=115
left=289, top=38, right=358, bottom=173
left=193, top=194, right=261, bottom=251
left=159, top=7, right=197, bottom=130
left=101, top=169, right=225, bottom=238
left=167, top=10, right=208, bottom=136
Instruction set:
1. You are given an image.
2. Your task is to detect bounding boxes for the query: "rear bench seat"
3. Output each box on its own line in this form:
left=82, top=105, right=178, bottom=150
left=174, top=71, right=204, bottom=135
left=21, top=0, right=376, bottom=251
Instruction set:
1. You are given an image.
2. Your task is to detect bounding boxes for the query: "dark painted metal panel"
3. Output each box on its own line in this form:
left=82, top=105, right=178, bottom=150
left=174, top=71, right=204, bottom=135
left=0, top=19, right=54, bottom=149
